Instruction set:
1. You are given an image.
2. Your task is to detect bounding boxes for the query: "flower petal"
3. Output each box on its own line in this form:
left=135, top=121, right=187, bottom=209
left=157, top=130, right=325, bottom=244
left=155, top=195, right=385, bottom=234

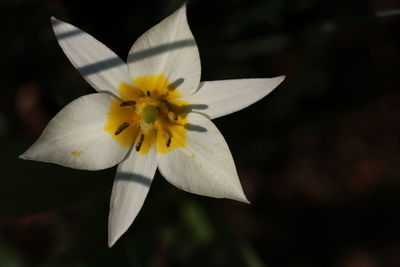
left=19, top=93, right=129, bottom=170
left=127, top=4, right=200, bottom=97
left=108, top=147, right=157, bottom=247
left=157, top=113, right=248, bottom=203
left=51, top=17, right=131, bottom=96
left=185, top=76, right=285, bottom=119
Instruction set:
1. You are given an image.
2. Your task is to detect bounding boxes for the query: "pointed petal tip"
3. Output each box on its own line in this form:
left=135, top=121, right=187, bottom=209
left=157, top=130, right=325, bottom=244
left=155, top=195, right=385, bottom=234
left=178, top=3, right=188, bottom=21
left=108, top=237, right=116, bottom=248
left=231, top=185, right=251, bottom=204
left=242, top=198, right=251, bottom=205
left=108, top=226, right=124, bottom=248
left=236, top=195, right=251, bottom=204
left=223, top=194, right=250, bottom=204
left=107, top=227, right=121, bottom=248
left=50, top=16, right=62, bottom=27
left=179, top=2, right=187, bottom=11
left=50, top=16, right=58, bottom=23
left=277, top=75, right=286, bottom=83
left=226, top=189, right=250, bottom=204
left=18, top=152, right=29, bottom=160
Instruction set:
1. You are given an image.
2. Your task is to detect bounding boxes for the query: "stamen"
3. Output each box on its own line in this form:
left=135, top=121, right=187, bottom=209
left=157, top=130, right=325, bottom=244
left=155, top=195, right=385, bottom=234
left=159, top=101, right=170, bottom=114
left=146, top=90, right=151, bottom=96
left=168, top=111, right=178, bottom=121
left=114, top=122, right=129, bottom=135
left=162, top=131, right=172, bottom=147
left=135, top=134, right=145, bottom=151
left=120, top=100, right=136, bottom=107
left=166, top=136, right=172, bottom=147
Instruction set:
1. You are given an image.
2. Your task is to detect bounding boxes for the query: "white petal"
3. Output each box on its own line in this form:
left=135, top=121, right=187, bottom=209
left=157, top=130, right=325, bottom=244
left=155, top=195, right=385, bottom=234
left=157, top=113, right=248, bottom=203
left=186, top=76, right=285, bottom=119
left=127, top=4, right=200, bottom=97
left=19, top=93, right=129, bottom=170
left=51, top=17, right=131, bottom=96
left=108, top=147, right=157, bottom=247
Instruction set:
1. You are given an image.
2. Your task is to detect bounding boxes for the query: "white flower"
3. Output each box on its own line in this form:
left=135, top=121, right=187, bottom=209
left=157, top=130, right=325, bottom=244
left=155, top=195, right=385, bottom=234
left=19, top=5, right=285, bottom=247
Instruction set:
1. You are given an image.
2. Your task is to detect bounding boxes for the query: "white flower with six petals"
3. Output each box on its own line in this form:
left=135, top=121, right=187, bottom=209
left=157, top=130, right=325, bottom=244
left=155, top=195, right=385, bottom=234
left=20, top=5, right=285, bottom=247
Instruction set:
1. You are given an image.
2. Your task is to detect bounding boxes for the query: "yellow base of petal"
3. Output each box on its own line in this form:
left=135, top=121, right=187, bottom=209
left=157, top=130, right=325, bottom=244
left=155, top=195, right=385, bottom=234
left=104, top=74, right=188, bottom=155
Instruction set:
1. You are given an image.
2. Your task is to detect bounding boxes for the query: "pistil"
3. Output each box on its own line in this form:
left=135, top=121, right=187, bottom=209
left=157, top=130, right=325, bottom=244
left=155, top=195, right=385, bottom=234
left=142, top=105, right=159, bottom=124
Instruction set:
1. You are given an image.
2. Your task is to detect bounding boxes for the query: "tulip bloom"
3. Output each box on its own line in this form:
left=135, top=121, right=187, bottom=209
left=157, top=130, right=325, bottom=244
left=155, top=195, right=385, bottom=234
left=20, top=5, right=285, bottom=246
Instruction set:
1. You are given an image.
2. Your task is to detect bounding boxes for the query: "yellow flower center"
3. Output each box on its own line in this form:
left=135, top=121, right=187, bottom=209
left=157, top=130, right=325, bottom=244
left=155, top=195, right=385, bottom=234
left=104, top=74, right=188, bottom=154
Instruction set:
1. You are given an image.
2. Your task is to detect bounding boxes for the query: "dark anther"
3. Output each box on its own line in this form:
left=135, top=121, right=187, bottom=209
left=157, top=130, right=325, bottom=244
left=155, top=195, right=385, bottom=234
left=115, top=122, right=129, bottom=135
left=166, top=136, right=172, bottom=147
left=146, top=91, right=151, bottom=96
left=163, top=131, right=172, bottom=148
left=167, top=78, right=184, bottom=90
left=120, top=101, right=136, bottom=107
left=136, top=134, right=145, bottom=151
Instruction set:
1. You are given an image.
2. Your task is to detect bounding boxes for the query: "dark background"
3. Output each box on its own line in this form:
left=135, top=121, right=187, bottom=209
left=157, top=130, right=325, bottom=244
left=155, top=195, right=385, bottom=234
left=1, top=0, right=400, bottom=266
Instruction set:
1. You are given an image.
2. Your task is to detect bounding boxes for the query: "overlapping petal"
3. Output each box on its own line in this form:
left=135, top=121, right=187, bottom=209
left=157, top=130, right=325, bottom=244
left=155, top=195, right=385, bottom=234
left=186, top=76, right=285, bottom=119
left=20, top=93, right=129, bottom=170
left=51, top=17, right=131, bottom=96
left=127, top=5, right=201, bottom=97
left=108, top=147, right=157, bottom=247
left=157, top=113, right=248, bottom=203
